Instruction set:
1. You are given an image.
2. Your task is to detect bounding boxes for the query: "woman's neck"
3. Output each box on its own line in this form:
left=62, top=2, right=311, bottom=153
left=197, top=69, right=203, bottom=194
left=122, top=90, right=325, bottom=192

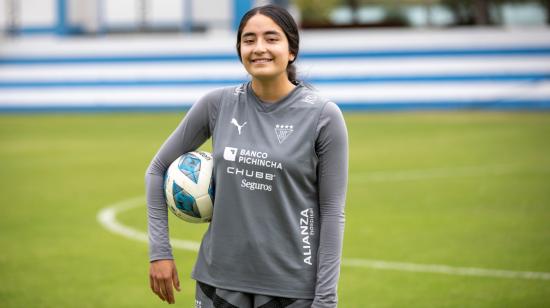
left=251, top=76, right=296, bottom=103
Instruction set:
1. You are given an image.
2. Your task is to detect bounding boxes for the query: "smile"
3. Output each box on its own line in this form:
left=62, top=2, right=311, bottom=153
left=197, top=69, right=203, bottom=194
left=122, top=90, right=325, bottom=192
left=251, top=58, right=273, bottom=63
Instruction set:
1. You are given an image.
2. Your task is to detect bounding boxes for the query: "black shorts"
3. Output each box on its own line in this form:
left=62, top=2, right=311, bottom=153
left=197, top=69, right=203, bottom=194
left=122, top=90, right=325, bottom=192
left=195, top=281, right=314, bottom=308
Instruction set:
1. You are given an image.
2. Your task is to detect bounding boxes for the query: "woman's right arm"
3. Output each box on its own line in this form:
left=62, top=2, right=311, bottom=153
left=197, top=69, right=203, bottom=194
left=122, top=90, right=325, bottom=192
left=145, top=89, right=221, bottom=303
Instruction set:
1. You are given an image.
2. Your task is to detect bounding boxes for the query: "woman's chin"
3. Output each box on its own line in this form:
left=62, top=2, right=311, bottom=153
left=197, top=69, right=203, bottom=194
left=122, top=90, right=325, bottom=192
left=248, top=70, right=286, bottom=81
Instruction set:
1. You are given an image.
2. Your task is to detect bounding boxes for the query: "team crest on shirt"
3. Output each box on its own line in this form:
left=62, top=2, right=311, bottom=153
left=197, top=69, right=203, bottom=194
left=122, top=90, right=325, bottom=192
left=275, top=124, right=293, bottom=144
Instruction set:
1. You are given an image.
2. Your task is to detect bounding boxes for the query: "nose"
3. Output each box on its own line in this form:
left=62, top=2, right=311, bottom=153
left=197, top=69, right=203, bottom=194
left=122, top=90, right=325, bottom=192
left=253, top=38, right=267, bottom=54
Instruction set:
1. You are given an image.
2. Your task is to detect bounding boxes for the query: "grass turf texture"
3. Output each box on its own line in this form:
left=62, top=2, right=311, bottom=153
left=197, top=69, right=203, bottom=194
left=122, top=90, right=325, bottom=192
left=0, top=111, right=549, bottom=307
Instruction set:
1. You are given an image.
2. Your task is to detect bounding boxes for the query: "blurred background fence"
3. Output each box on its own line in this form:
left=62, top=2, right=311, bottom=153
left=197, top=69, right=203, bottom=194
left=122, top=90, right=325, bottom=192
left=0, top=0, right=549, bottom=112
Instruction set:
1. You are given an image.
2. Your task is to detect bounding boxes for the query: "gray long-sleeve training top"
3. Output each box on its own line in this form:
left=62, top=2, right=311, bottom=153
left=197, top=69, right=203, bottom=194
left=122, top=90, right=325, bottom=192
left=146, top=81, right=348, bottom=307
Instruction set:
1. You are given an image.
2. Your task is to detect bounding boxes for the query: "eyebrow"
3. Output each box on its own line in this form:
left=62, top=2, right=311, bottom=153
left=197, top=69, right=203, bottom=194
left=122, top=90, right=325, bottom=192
left=242, top=30, right=282, bottom=38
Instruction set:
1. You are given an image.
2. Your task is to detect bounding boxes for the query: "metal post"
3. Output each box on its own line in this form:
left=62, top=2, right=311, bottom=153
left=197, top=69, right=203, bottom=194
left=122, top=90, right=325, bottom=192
left=271, top=0, right=289, bottom=9
left=138, top=0, right=148, bottom=32
left=425, top=0, right=433, bottom=27
left=233, top=0, right=253, bottom=31
left=7, top=0, right=19, bottom=35
left=56, top=0, right=68, bottom=36
left=97, top=0, right=105, bottom=35
left=183, top=0, right=193, bottom=32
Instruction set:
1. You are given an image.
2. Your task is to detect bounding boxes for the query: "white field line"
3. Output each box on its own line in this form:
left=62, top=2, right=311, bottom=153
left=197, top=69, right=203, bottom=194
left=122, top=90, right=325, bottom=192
left=342, top=259, right=550, bottom=281
left=353, top=163, right=550, bottom=182
left=97, top=196, right=550, bottom=281
left=97, top=196, right=200, bottom=252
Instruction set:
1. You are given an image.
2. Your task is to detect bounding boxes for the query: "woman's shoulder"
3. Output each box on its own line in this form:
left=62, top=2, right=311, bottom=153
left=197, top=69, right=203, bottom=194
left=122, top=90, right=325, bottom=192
left=297, top=82, right=340, bottom=112
left=198, top=83, right=247, bottom=106
left=203, top=84, right=241, bottom=98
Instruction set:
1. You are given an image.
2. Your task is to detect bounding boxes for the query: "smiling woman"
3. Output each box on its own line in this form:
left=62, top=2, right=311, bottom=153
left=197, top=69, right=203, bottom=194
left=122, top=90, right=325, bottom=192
left=145, top=4, right=348, bottom=308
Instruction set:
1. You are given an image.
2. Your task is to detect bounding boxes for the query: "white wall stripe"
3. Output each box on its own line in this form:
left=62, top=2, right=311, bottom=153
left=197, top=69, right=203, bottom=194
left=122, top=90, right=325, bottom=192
left=2, top=58, right=550, bottom=81
left=2, top=83, right=550, bottom=106
left=2, top=29, right=549, bottom=57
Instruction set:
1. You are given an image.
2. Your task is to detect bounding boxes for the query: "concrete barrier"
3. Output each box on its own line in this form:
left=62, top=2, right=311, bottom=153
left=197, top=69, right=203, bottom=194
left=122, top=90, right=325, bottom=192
left=1, top=28, right=549, bottom=112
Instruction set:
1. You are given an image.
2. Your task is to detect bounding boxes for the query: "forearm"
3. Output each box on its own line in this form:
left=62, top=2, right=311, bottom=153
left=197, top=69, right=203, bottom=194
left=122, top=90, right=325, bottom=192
left=312, top=101, right=349, bottom=307
left=146, top=171, right=174, bottom=261
left=313, top=215, right=345, bottom=307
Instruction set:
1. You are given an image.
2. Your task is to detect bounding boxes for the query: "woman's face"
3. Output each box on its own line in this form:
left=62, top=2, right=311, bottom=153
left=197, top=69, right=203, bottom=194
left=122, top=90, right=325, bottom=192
left=239, top=14, right=295, bottom=82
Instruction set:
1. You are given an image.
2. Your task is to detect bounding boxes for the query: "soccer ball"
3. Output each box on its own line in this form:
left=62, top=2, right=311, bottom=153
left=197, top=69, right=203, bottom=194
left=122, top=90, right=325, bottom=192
left=164, top=151, right=215, bottom=223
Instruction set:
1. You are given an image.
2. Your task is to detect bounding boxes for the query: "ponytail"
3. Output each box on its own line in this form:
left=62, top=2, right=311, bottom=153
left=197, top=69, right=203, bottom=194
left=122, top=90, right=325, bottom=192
left=287, top=62, right=298, bottom=85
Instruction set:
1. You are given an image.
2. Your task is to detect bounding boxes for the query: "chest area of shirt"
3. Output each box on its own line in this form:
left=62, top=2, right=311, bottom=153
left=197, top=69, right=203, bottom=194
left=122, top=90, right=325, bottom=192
left=212, top=101, right=319, bottom=178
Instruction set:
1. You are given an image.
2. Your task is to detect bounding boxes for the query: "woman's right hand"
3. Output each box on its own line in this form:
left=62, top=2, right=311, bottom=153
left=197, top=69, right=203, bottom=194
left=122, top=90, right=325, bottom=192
left=149, top=259, right=181, bottom=304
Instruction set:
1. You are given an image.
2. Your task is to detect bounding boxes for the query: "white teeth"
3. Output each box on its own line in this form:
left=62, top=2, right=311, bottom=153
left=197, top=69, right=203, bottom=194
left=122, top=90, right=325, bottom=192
left=252, top=59, right=272, bottom=63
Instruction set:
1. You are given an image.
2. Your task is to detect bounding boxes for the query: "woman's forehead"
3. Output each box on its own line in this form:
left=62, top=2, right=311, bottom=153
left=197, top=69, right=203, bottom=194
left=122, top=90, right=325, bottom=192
left=242, top=14, right=284, bottom=36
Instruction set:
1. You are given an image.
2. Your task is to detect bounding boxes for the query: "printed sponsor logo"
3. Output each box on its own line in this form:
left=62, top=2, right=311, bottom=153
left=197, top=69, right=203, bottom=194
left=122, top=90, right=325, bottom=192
left=195, top=151, right=211, bottom=161
left=300, top=208, right=315, bottom=266
left=223, top=146, right=282, bottom=192
left=231, top=118, right=247, bottom=135
left=223, top=147, right=283, bottom=170
left=303, top=94, right=317, bottom=104
left=223, top=147, right=238, bottom=161
left=227, top=167, right=275, bottom=181
left=234, top=84, right=245, bottom=95
left=241, top=178, right=272, bottom=191
left=238, top=149, right=282, bottom=169
left=275, top=124, right=293, bottom=144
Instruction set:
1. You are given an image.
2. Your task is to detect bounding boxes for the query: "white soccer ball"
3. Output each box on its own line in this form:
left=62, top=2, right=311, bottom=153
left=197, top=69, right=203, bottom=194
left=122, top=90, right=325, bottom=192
left=164, top=151, right=214, bottom=223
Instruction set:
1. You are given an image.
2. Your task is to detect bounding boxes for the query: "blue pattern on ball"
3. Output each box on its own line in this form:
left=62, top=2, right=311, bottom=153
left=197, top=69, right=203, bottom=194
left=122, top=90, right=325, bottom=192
left=178, top=154, right=201, bottom=184
left=172, top=182, right=201, bottom=217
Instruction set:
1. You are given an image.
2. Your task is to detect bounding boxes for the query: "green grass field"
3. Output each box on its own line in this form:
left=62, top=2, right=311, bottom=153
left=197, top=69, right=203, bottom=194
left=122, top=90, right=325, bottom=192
left=1, top=111, right=549, bottom=307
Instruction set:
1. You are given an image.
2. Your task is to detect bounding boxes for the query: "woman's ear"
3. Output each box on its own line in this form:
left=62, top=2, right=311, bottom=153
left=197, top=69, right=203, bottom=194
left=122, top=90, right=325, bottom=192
left=289, top=53, right=296, bottom=62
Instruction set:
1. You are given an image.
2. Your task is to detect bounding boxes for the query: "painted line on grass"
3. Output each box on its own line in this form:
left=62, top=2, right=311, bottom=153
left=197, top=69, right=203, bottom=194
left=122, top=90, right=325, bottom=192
left=97, top=196, right=200, bottom=251
left=342, top=259, right=550, bottom=280
left=353, top=163, right=550, bottom=182
left=97, top=196, right=550, bottom=281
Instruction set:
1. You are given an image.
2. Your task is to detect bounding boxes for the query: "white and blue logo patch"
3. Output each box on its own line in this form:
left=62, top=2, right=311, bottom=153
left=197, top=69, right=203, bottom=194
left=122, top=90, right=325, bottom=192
left=178, top=153, right=202, bottom=183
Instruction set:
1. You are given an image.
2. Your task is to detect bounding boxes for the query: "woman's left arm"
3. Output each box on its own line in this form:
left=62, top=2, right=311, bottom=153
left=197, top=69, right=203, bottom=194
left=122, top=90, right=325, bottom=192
left=312, top=102, right=349, bottom=308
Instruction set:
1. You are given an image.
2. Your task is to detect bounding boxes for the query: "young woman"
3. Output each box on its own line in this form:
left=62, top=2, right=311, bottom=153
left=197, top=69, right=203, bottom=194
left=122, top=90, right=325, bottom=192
left=146, top=5, right=348, bottom=307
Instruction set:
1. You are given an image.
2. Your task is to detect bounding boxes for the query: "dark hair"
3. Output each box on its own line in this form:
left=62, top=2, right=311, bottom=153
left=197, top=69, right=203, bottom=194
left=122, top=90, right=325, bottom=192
left=236, top=4, right=300, bottom=85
